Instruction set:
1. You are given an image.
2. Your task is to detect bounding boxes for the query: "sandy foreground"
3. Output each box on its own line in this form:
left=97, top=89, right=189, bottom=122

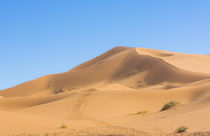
left=1, top=47, right=210, bottom=136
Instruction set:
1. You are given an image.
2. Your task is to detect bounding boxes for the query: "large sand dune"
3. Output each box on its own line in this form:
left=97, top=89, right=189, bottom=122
left=1, top=47, right=210, bottom=136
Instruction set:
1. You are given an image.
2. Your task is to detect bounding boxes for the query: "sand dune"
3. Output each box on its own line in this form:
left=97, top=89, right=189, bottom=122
left=1, top=47, right=209, bottom=97
left=0, top=47, right=210, bottom=136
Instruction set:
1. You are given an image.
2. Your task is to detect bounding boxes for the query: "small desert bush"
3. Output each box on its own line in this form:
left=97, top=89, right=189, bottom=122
left=60, top=124, right=67, bottom=129
left=161, top=101, right=180, bottom=111
left=129, top=110, right=148, bottom=115
left=54, top=89, right=65, bottom=94
left=176, top=126, right=188, bottom=133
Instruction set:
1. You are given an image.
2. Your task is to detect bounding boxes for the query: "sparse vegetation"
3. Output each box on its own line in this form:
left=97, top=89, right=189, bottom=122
left=129, top=110, right=148, bottom=115
left=161, top=101, right=180, bottom=111
left=176, top=126, right=188, bottom=133
left=60, top=124, right=67, bottom=129
left=54, top=88, right=77, bottom=94
left=54, top=89, right=65, bottom=94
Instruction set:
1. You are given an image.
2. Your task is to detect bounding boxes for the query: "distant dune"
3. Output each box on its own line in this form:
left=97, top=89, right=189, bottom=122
left=1, top=47, right=210, bottom=136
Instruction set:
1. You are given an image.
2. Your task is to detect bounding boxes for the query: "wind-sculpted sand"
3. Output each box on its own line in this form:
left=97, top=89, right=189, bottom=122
left=1, top=47, right=210, bottom=136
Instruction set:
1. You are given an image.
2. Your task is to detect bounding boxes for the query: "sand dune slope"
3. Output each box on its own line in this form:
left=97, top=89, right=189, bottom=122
left=136, top=48, right=210, bottom=74
left=0, top=47, right=210, bottom=136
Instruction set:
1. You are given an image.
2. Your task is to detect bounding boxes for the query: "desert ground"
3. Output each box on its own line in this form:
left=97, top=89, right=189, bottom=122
left=1, top=47, right=210, bottom=136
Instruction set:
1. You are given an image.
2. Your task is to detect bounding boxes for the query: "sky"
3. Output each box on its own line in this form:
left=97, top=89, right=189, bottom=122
left=0, top=0, right=210, bottom=90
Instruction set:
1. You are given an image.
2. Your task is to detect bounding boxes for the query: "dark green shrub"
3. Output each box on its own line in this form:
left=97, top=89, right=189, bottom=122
left=161, top=101, right=180, bottom=111
left=176, top=126, right=188, bottom=133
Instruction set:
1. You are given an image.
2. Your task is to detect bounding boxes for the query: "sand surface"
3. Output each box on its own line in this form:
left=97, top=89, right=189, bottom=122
left=1, top=47, right=210, bottom=136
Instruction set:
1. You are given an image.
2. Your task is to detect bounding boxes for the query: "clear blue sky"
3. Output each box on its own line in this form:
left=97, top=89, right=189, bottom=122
left=0, top=0, right=209, bottom=90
